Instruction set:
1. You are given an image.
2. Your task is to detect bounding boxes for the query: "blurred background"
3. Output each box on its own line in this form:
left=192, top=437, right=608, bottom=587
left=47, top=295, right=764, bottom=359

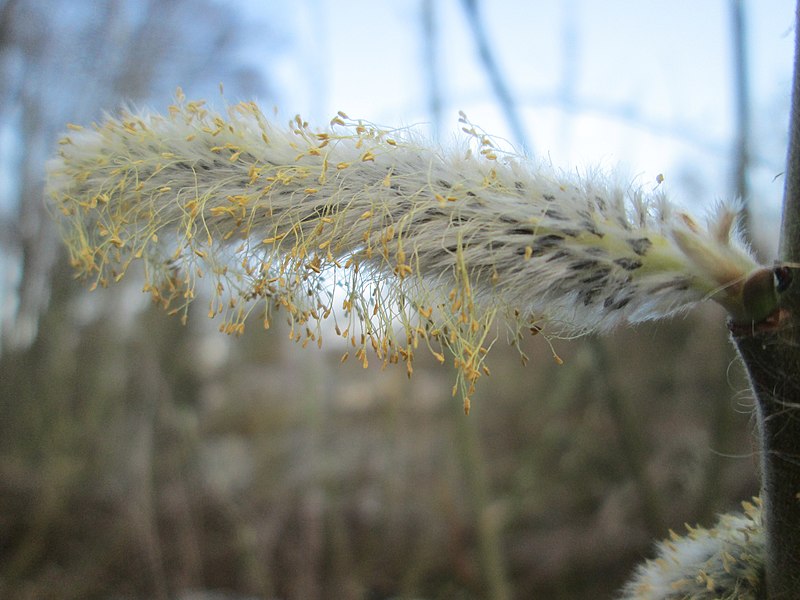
left=0, top=1, right=794, bottom=598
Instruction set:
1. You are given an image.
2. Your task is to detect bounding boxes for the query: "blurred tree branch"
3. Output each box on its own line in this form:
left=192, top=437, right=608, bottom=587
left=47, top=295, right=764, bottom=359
left=0, top=0, right=269, bottom=351
left=460, top=0, right=529, bottom=150
left=781, top=6, right=800, bottom=265
left=731, top=0, right=752, bottom=235
left=733, top=2, right=800, bottom=597
left=421, top=0, right=443, bottom=139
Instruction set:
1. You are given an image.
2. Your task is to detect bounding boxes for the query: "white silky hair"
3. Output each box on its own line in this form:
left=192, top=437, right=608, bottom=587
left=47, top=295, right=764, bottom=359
left=620, top=499, right=764, bottom=599
left=47, top=94, right=762, bottom=406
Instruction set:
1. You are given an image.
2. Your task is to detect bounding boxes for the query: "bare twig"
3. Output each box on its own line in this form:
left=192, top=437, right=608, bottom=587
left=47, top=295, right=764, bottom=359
left=588, top=337, right=667, bottom=537
left=460, top=0, right=530, bottom=150
left=421, top=0, right=443, bottom=139
left=454, top=409, right=512, bottom=600
left=781, top=4, right=800, bottom=263
left=730, top=0, right=752, bottom=235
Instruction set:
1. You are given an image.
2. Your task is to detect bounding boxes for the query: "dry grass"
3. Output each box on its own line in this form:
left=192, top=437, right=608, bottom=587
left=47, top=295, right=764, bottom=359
left=0, top=269, right=758, bottom=600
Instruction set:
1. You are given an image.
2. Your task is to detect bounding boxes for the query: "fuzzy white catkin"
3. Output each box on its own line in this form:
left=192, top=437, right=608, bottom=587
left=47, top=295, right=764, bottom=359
left=46, top=92, right=763, bottom=406
left=48, top=95, right=771, bottom=600
left=620, top=499, right=764, bottom=599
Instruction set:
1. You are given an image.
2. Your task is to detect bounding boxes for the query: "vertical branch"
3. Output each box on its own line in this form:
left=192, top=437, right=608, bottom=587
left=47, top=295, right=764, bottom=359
left=733, top=3, right=800, bottom=598
left=587, top=338, right=667, bottom=537
left=557, top=0, right=579, bottom=148
left=454, top=410, right=512, bottom=600
left=460, top=0, right=530, bottom=150
left=421, top=0, right=443, bottom=139
left=730, top=0, right=752, bottom=235
left=781, top=2, right=800, bottom=264
left=734, top=317, right=800, bottom=599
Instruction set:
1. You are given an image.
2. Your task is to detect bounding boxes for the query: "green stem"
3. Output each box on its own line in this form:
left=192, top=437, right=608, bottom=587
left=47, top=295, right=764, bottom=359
left=454, top=409, right=512, bottom=600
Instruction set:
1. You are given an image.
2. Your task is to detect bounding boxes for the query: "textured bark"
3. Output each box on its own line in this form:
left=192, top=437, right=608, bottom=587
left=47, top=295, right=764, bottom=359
left=734, top=305, right=800, bottom=599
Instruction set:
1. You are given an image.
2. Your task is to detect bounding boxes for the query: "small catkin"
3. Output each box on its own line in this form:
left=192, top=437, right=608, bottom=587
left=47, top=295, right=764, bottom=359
left=620, top=499, right=764, bottom=599
left=46, top=91, right=763, bottom=408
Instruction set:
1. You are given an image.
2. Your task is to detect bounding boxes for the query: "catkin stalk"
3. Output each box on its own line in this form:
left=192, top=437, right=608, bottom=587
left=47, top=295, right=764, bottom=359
left=47, top=91, right=764, bottom=409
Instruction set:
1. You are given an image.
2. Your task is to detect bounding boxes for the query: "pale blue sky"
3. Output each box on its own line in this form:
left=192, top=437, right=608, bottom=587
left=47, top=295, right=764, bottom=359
left=240, top=0, right=796, bottom=253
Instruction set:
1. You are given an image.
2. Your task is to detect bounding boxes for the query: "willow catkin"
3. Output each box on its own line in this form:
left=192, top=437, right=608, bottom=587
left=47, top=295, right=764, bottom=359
left=46, top=91, right=763, bottom=410
left=620, top=499, right=764, bottom=600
